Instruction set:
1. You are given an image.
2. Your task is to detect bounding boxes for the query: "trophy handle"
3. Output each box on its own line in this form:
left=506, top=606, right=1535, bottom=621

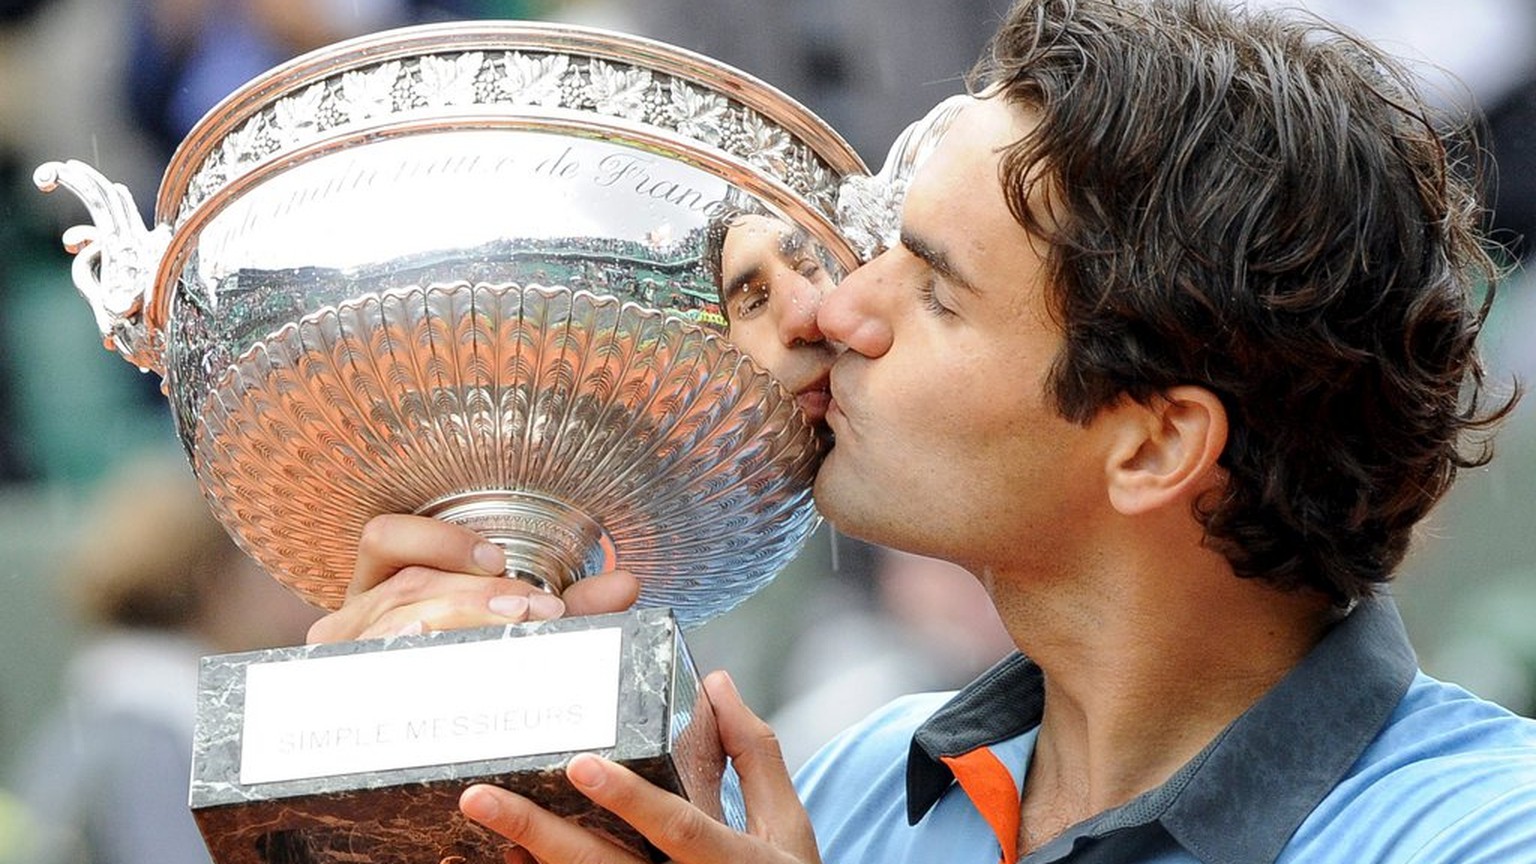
left=836, top=93, right=973, bottom=261
left=33, top=159, right=172, bottom=375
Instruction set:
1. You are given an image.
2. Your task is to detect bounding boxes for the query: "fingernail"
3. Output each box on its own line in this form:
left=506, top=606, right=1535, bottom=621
left=459, top=785, right=500, bottom=822
left=527, top=592, right=565, bottom=620
left=393, top=620, right=425, bottom=638
left=567, top=754, right=605, bottom=789
left=488, top=594, right=529, bottom=619
left=472, top=541, right=505, bottom=575
left=705, top=669, right=739, bottom=700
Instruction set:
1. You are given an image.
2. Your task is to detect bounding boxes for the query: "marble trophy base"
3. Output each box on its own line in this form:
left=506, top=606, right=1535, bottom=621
left=190, top=609, right=736, bottom=864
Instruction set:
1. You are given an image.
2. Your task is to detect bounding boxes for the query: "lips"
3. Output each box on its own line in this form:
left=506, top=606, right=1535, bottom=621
left=822, top=365, right=849, bottom=431
left=794, top=373, right=832, bottom=424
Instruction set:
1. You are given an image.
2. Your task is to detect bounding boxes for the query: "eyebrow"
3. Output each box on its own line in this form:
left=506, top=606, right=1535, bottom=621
left=722, top=225, right=812, bottom=303
left=723, top=261, right=768, bottom=307
left=900, top=229, right=981, bottom=296
left=778, top=225, right=811, bottom=258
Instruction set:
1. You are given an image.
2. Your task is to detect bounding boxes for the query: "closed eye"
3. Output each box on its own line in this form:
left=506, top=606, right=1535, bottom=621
left=916, top=275, right=955, bottom=316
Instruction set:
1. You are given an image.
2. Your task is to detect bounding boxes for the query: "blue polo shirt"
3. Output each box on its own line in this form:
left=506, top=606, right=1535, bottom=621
left=795, top=596, right=1536, bottom=863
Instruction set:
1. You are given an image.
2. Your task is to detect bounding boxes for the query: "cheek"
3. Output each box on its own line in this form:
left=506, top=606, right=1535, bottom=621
left=912, top=366, right=1059, bottom=466
left=726, top=323, right=770, bottom=361
left=898, top=348, right=1021, bottom=420
left=748, top=341, right=797, bottom=383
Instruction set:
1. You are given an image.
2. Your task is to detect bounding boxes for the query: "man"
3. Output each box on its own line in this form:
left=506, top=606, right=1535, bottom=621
left=316, top=0, right=1536, bottom=861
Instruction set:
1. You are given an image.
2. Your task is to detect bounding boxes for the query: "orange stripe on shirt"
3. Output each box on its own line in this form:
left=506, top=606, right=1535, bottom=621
left=941, top=748, right=1021, bottom=864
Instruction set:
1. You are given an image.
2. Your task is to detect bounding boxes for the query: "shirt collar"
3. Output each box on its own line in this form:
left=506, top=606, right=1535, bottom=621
left=906, top=595, right=1418, bottom=863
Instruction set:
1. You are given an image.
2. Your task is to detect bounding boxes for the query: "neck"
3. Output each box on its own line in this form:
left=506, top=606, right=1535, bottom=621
left=985, top=536, right=1337, bottom=847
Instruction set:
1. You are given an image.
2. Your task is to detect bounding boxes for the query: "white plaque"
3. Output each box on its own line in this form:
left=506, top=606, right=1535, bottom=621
left=239, top=627, right=624, bottom=784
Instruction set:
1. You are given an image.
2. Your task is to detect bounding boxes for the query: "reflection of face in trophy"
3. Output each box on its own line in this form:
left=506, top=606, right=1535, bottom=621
left=707, top=213, right=837, bottom=425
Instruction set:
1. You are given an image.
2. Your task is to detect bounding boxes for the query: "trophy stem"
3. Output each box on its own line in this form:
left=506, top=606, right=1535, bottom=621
left=415, top=490, right=616, bottom=594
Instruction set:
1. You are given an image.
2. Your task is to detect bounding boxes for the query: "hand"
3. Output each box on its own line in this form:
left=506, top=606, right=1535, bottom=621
left=306, top=513, right=641, bottom=643
left=459, top=671, right=821, bottom=864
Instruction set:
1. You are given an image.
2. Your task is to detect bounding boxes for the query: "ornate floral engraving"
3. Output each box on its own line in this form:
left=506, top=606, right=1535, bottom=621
left=500, top=51, right=569, bottom=106
left=220, top=112, right=270, bottom=170
left=737, top=110, right=793, bottom=173
left=272, top=83, right=325, bottom=147
left=176, top=49, right=848, bottom=227
left=585, top=59, right=653, bottom=120
left=337, top=61, right=403, bottom=121
left=417, top=52, right=483, bottom=107
left=667, top=80, right=727, bottom=146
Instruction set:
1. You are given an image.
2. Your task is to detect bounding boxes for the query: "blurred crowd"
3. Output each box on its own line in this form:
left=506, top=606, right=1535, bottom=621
left=3, top=453, right=320, bottom=864
left=0, top=1, right=1533, bottom=862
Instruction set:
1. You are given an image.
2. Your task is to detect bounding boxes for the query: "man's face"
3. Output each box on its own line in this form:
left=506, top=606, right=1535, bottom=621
left=719, top=214, right=837, bottom=423
left=814, top=98, right=1110, bottom=572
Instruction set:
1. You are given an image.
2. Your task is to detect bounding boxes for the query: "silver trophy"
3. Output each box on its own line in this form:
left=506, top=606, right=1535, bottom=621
left=36, top=19, right=962, bottom=864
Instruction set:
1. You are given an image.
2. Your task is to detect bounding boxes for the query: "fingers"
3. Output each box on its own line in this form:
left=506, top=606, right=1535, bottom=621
left=704, top=672, right=818, bottom=854
left=562, top=570, right=641, bottom=617
left=308, top=513, right=644, bottom=645
left=561, top=754, right=739, bottom=863
left=350, top=514, right=504, bottom=597
left=307, top=568, right=566, bottom=643
left=312, top=569, right=638, bottom=644
left=460, top=783, right=647, bottom=864
left=463, top=702, right=821, bottom=864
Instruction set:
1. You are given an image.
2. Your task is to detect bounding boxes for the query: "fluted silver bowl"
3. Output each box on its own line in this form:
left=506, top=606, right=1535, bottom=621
left=36, top=21, right=959, bottom=626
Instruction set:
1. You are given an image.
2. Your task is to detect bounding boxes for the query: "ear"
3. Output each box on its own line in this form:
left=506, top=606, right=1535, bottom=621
left=1104, top=386, right=1228, bottom=517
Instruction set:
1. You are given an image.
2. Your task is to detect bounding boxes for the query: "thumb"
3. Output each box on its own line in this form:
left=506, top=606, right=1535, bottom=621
left=561, top=569, right=641, bottom=616
left=704, top=671, right=819, bottom=857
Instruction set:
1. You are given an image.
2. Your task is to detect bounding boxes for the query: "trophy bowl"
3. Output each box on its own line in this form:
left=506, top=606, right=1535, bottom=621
left=35, top=20, right=878, bottom=623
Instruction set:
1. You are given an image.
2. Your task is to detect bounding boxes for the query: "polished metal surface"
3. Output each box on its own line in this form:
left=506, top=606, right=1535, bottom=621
left=34, top=21, right=941, bottom=626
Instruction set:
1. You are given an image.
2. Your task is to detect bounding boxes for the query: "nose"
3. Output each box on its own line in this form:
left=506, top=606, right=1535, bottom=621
left=817, top=251, right=894, bottom=358
left=776, top=270, right=826, bottom=347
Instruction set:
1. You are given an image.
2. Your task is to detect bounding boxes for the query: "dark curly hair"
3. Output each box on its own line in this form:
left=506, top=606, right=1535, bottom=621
left=977, top=0, right=1518, bottom=605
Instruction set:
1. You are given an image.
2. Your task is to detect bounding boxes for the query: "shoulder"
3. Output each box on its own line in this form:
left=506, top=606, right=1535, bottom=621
left=795, top=691, right=953, bottom=788
left=793, top=692, right=953, bottom=826
left=1364, top=673, right=1536, bottom=780
left=1290, top=673, right=1536, bottom=862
